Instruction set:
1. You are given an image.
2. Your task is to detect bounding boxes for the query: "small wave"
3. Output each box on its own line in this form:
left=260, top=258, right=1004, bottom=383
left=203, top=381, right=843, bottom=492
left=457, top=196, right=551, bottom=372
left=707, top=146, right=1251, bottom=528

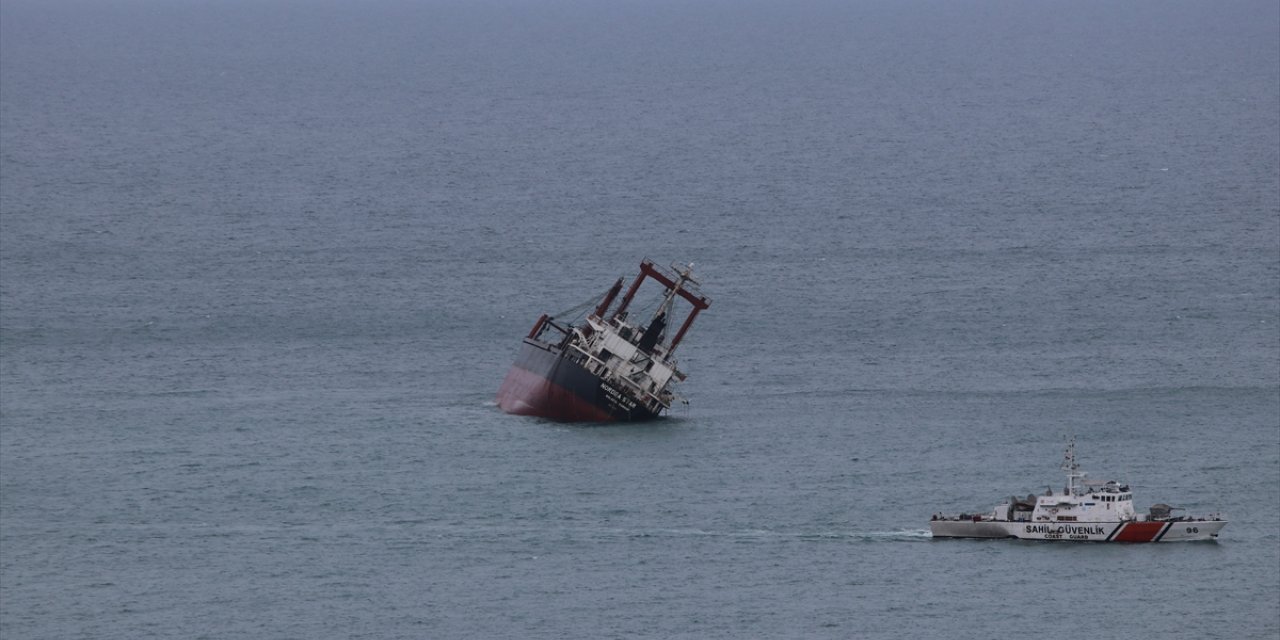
left=208, top=521, right=940, bottom=544
left=855, top=529, right=934, bottom=541
left=622, top=527, right=936, bottom=543
left=791, top=529, right=933, bottom=542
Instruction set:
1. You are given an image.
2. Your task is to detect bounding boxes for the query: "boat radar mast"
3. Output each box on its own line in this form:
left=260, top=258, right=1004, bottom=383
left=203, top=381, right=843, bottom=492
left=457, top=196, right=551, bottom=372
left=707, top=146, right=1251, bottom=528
left=1062, top=436, right=1086, bottom=496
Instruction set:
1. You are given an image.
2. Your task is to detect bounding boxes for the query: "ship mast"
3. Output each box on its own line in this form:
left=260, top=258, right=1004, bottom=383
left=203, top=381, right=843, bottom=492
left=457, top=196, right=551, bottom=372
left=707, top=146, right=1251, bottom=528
left=1061, top=436, right=1084, bottom=496
left=650, top=264, right=693, bottom=333
left=665, top=262, right=707, bottom=354
left=610, top=260, right=710, bottom=356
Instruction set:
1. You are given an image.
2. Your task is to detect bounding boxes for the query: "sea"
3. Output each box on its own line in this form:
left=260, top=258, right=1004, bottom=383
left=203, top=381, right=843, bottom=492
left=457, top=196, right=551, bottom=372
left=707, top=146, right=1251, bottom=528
left=1, top=1, right=1277, bottom=638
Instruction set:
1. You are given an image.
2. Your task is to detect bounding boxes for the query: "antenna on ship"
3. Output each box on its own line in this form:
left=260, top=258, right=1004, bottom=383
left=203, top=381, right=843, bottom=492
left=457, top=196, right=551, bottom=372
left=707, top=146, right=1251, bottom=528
left=647, top=263, right=695, bottom=350
left=1061, top=436, right=1084, bottom=496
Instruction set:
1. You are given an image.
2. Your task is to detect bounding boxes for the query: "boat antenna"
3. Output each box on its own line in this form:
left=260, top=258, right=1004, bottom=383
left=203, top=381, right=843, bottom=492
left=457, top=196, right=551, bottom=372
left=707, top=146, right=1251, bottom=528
left=1061, top=436, right=1083, bottom=496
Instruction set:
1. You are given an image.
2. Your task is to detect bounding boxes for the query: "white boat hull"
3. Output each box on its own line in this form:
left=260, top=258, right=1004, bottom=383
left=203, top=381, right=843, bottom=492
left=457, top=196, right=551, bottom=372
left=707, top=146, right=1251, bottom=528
left=930, top=519, right=1226, bottom=542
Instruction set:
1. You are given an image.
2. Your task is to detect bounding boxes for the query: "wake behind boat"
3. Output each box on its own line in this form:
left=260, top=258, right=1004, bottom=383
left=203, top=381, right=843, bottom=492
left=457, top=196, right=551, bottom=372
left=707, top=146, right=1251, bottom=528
left=930, top=438, right=1226, bottom=542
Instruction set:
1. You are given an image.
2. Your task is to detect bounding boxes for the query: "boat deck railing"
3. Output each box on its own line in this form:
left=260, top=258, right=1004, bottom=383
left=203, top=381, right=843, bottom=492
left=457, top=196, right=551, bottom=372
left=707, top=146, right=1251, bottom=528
left=567, top=343, right=670, bottom=412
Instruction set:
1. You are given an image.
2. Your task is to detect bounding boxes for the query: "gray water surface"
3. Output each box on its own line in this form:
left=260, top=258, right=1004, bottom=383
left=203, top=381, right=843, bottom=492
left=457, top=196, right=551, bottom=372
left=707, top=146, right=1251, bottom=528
left=2, top=1, right=1278, bottom=638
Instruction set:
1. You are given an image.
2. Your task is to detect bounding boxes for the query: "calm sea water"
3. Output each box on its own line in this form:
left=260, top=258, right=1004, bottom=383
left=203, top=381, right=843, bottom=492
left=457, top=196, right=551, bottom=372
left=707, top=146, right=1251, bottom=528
left=2, top=1, right=1278, bottom=638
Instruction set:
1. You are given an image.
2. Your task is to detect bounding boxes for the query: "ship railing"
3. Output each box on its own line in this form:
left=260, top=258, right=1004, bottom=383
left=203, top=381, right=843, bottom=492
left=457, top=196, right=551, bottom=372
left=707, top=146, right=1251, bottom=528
left=567, top=342, right=606, bottom=372
left=529, top=315, right=573, bottom=344
left=566, top=343, right=669, bottom=411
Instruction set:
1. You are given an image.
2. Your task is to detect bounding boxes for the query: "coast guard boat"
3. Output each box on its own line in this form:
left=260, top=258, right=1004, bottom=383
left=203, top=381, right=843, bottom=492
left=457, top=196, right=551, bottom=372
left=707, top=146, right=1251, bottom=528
left=930, top=439, right=1226, bottom=542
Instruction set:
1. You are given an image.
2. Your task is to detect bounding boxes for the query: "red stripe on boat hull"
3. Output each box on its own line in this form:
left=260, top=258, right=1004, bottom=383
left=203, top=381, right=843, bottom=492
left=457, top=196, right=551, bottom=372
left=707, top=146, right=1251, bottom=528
left=1112, top=521, right=1168, bottom=542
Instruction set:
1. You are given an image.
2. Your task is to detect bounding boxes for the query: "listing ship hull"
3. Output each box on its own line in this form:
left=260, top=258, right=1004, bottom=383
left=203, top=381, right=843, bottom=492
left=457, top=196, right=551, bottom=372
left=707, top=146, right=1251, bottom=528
left=496, top=339, right=659, bottom=422
left=496, top=260, right=710, bottom=423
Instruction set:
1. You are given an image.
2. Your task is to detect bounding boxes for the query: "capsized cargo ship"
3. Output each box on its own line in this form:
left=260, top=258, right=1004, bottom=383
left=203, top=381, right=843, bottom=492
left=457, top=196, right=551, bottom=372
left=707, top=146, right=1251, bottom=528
left=496, top=260, right=711, bottom=422
left=929, top=438, right=1226, bottom=542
